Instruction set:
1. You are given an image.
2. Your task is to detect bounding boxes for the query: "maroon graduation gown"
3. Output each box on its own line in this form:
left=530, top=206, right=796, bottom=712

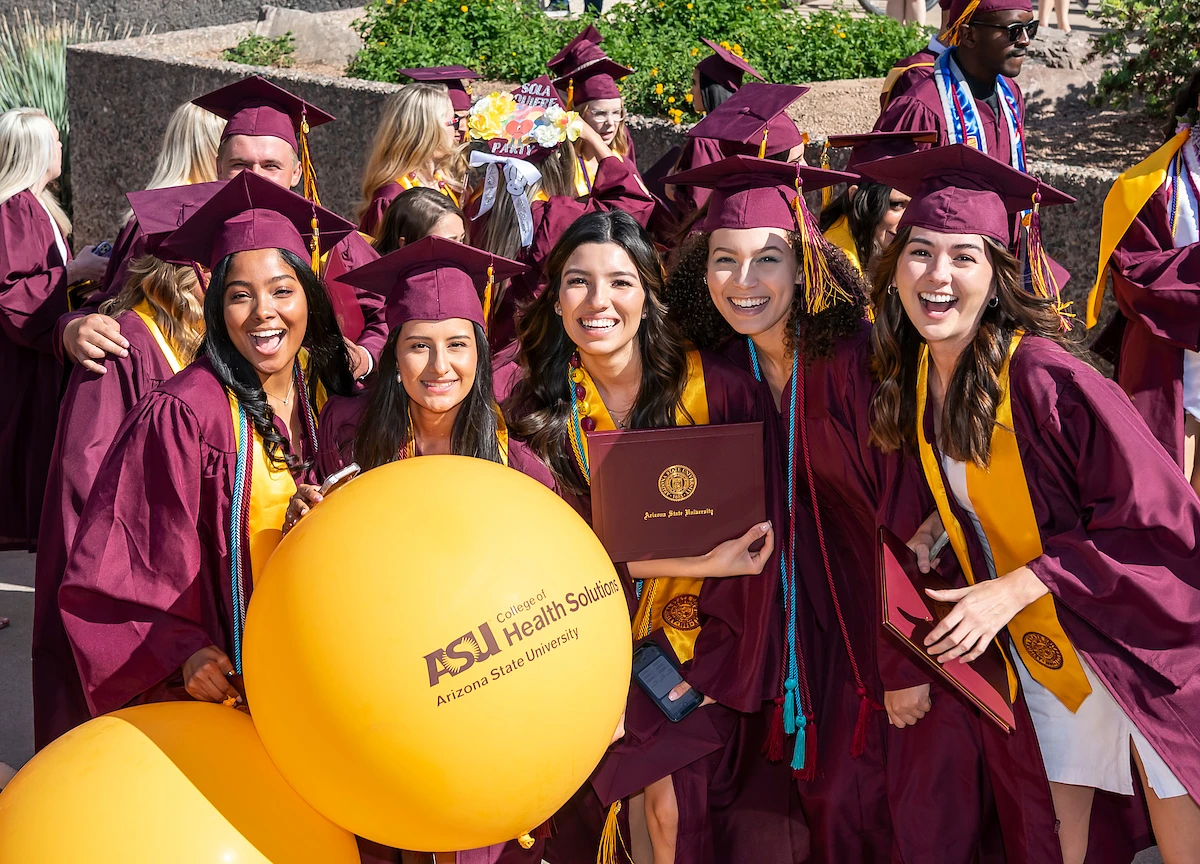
left=58, top=357, right=316, bottom=717
left=0, top=190, right=70, bottom=550
left=1103, top=181, right=1200, bottom=468
left=667, top=137, right=725, bottom=221
left=468, top=155, right=654, bottom=354
left=357, top=181, right=404, bottom=238
left=33, top=310, right=180, bottom=749
left=322, top=231, right=388, bottom=354
left=879, top=46, right=939, bottom=111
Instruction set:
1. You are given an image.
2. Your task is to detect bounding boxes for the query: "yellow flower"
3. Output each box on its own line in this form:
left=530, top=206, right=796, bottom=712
left=668, top=108, right=683, bottom=124
left=733, top=43, right=743, bottom=55
left=686, top=2, right=693, bottom=7
left=684, top=93, right=693, bottom=103
left=838, top=31, right=846, bottom=38
left=667, top=96, right=675, bottom=103
left=655, top=83, right=664, bottom=95
left=650, top=67, right=658, bottom=76
left=719, top=40, right=732, bottom=50
left=461, top=3, right=468, bottom=10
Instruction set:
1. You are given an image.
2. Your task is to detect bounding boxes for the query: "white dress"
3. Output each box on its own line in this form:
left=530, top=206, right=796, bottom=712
left=1174, top=130, right=1200, bottom=421
left=941, top=455, right=1186, bottom=797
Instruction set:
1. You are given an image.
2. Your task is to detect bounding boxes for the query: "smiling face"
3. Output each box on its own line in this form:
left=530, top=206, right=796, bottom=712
left=874, top=189, right=912, bottom=256
left=557, top=241, right=646, bottom=363
left=894, top=227, right=995, bottom=353
left=217, top=134, right=304, bottom=189
left=582, top=99, right=625, bottom=147
left=965, top=9, right=1033, bottom=79
left=222, top=248, right=309, bottom=381
left=706, top=227, right=797, bottom=341
left=395, top=318, right=478, bottom=416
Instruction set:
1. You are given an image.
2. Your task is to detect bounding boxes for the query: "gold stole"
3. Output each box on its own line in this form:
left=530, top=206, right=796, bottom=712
left=879, top=61, right=935, bottom=110
left=1087, top=129, right=1191, bottom=328
left=823, top=214, right=862, bottom=274
left=131, top=300, right=185, bottom=374
left=398, top=172, right=461, bottom=207
left=915, top=333, right=1092, bottom=711
left=574, top=349, right=708, bottom=662
left=405, top=405, right=511, bottom=465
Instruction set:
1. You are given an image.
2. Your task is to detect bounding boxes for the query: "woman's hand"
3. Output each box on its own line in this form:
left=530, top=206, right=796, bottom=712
left=667, top=681, right=716, bottom=708
left=345, top=338, right=372, bottom=379
left=907, top=510, right=945, bottom=573
left=282, top=484, right=323, bottom=535
left=182, top=645, right=241, bottom=704
left=576, top=121, right=613, bottom=161
left=66, top=245, right=109, bottom=286
left=63, top=313, right=128, bottom=374
left=924, top=566, right=1050, bottom=663
left=611, top=710, right=626, bottom=744
left=627, top=522, right=774, bottom=581
left=884, top=684, right=931, bottom=728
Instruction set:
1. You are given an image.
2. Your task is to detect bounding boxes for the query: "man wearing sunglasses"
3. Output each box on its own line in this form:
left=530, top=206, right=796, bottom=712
left=872, top=0, right=1036, bottom=175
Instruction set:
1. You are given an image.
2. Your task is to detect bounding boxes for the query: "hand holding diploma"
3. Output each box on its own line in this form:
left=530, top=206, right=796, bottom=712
left=626, top=521, right=773, bottom=581
left=924, top=566, right=1050, bottom=664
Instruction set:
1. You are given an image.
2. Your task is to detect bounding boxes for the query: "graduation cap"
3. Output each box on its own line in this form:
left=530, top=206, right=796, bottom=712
left=398, top=66, right=481, bottom=113
left=695, top=38, right=765, bottom=92
left=547, top=24, right=607, bottom=74
left=688, top=83, right=809, bottom=159
left=824, top=129, right=939, bottom=170
left=158, top=171, right=355, bottom=273
left=857, top=144, right=1075, bottom=322
left=126, top=181, right=227, bottom=259
left=469, top=76, right=579, bottom=163
left=336, top=236, right=525, bottom=331
left=944, top=0, right=1033, bottom=45
left=193, top=76, right=334, bottom=204
left=552, top=57, right=634, bottom=110
left=670, top=155, right=861, bottom=313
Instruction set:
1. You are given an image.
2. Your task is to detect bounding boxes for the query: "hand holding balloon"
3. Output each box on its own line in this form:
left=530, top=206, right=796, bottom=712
left=182, top=645, right=241, bottom=704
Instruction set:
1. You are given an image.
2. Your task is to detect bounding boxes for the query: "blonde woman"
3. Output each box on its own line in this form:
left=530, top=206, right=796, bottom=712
left=357, top=83, right=464, bottom=237
left=0, top=107, right=108, bottom=552
left=33, top=181, right=218, bottom=751
left=60, top=99, right=222, bottom=373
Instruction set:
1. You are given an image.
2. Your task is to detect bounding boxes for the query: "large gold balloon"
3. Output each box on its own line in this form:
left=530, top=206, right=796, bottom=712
left=0, top=702, right=360, bottom=862
left=244, top=456, right=631, bottom=851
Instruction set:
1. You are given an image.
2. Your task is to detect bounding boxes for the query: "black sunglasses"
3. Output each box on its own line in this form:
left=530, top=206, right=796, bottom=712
left=969, top=20, right=1038, bottom=42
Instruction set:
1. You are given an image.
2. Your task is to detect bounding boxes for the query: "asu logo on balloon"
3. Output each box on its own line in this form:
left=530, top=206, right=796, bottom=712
left=424, top=623, right=503, bottom=686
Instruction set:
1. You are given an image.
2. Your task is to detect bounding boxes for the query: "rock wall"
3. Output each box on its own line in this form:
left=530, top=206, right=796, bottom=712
left=26, top=0, right=364, bottom=34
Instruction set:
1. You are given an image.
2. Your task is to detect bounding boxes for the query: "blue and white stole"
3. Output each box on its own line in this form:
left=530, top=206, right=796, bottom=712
left=1167, top=125, right=1200, bottom=247
left=933, top=49, right=1025, bottom=171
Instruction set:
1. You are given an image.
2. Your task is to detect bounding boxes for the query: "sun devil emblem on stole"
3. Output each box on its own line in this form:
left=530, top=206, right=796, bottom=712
left=663, top=594, right=701, bottom=630
left=658, top=464, right=697, bottom=502
left=1022, top=632, right=1065, bottom=670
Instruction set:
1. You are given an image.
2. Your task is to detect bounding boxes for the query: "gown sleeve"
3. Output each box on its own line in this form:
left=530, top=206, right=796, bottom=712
left=0, top=194, right=69, bottom=353
left=59, top=390, right=217, bottom=717
left=1109, top=186, right=1200, bottom=351
left=1019, top=350, right=1200, bottom=691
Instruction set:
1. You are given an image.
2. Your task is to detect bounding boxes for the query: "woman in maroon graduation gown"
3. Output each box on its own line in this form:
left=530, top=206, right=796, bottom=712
left=1087, top=71, right=1200, bottom=489
left=866, top=144, right=1200, bottom=863
left=504, top=209, right=778, bottom=864
left=58, top=171, right=356, bottom=719
left=0, top=107, right=108, bottom=550
left=32, top=183, right=224, bottom=751
left=666, top=153, right=920, bottom=863
left=465, top=77, right=654, bottom=355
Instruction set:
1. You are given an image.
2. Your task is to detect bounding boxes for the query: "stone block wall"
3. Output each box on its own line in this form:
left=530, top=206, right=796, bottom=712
left=25, top=0, right=364, bottom=35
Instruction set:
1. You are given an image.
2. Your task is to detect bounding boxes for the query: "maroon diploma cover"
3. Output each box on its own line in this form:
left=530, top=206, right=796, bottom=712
left=588, top=422, right=765, bottom=561
left=879, top=526, right=1015, bottom=732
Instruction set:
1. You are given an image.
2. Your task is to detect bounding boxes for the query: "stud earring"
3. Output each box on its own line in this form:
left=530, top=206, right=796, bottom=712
left=554, top=304, right=562, bottom=316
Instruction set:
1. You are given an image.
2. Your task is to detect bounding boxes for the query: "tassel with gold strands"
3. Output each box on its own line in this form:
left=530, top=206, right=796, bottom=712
left=818, top=139, right=834, bottom=210
left=299, top=108, right=322, bottom=206
left=757, top=125, right=770, bottom=159
left=790, top=176, right=852, bottom=315
left=944, top=0, right=981, bottom=45
left=596, top=800, right=630, bottom=864
left=482, top=260, right=495, bottom=333
left=1022, top=189, right=1075, bottom=332
left=566, top=78, right=575, bottom=111
left=310, top=213, right=321, bottom=275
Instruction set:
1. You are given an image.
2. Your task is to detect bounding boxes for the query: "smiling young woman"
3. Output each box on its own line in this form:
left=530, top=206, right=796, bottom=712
left=504, top=209, right=777, bottom=864
left=57, top=172, right=355, bottom=723
left=867, top=144, right=1200, bottom=864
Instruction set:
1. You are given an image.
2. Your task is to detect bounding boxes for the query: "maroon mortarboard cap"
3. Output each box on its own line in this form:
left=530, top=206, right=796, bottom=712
left=552, top=58, right=633, bottom=107
left=398, top=66, right=481, bottom=112
left=944, top=0, right=1032, bottom=44
left=547, top=24, right=605, bottom=73
left=669, top=155, right=858, bottom=232
left=126, top=181, right=228, bottom=258
left=337, top=236, right=525, bottom=331
left=824, top=129, right=939, bottom=170
left=856, top=144, right=1074, bottom=244
left=689, top=83, right=809, bottom=158
left=158, top=171, right=355, bottom=270
left=696, top=38, right=765, bottom=92
left=192, top=76, right=334, bottom=153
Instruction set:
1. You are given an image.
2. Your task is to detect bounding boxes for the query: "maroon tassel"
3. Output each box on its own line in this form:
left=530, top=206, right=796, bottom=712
left=532, top=819, right=553, bottom=841
left=792, top=721, right=818, bottom=781
left=851, top=688, right=881, bottom=758
left=763, top=697, right=785, bottom=761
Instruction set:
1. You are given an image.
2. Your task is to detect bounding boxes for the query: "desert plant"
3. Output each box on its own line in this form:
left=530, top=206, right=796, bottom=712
left=1089, top=0, right=1200, bottom=118
left=0, top=4, right=148, bottom=218
left=222, top=31, right=297, bottom=68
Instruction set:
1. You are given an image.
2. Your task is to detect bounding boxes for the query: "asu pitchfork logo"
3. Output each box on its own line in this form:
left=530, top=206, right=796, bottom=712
left=424, top=622, right=503, bottom=686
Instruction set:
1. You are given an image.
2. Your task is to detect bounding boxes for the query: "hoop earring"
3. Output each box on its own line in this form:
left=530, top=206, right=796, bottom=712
left=988, top=296, right=999, bottom=308
left=887, top=284, right=897, bottom=296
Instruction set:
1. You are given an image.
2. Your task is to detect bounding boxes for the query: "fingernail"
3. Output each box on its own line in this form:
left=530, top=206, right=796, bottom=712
left=760, top=522, right=771, bottom=532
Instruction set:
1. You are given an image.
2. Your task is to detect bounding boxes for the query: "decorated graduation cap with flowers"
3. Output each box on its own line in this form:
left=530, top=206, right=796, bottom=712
left=467, top=76, right=585, bottom=247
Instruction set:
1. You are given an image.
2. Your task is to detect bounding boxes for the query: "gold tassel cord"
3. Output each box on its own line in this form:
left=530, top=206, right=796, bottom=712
left=482, top=262, right=495, bottom=332
left=310, top=214, right=321, bottom=274
left=944, top=0, right=981, bottom=46
left=758, top=126, right=770, bottom=159
left=299, top=113, right=322, bottom=206
left=566, top=79, right=575, bottom=111
left=792, top=180, right=852, bottom=315
left=819, top=141, right=833, bottom=210
left=596, top=800, right=631, bottom=864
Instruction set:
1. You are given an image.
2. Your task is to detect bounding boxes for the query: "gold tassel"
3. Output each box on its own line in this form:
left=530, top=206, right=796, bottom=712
left=819, top=141, right=833, bottom=210
left=1023, top=192, right=1074, bottom=330
left=757, top=126, right=769, bottom=159
left=566, top=79, right=575, bottom=111
left=310, top=214, right=321, bottom=274
left=482, top=262, right=495, bottom=332
left=596, top=801, right=626, bottom=864
left=944, top=0, right=981, bottom=46
left=299, top=111, right=322, bottom=206
left=792, top=179, right=851, bottom=315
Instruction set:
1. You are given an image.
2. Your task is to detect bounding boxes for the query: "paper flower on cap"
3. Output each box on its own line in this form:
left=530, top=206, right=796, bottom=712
left=469, top=90, right=583, bottom=153
left=467, top=91, right=517, bottom=141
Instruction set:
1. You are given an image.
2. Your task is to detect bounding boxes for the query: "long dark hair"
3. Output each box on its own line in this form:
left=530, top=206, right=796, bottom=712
left=819, top=182, right=894, bottom=269
left=868, top=224, right=1081, bottom=464
left=200, top=247, right=354, bottom=468
left=1167, top=67, right=1200, bottom=141
left=504, top=210, right=693, bottom=493
left=664, top=228, right=868, bottom=365
left=698, top=70, right=735, bottom=114
left=353, top=322, right=500, bottom=469
left=372, top=186, right=462, bottom=255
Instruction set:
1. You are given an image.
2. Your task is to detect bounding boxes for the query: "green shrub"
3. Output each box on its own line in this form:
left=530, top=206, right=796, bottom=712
left=346, top=0, right=929, bottom=120
left=1089, top=0, right=1200, bottom=118
left=222, top=31, right=297, bottom=68
left=0, top=7, right=146, bottom=218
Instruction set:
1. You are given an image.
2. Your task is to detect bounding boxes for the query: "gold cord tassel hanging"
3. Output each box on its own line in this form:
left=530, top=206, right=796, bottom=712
left=944, top=0, right=981, bottom=45
left=1023, top=191, right=1074, bottom=331
left=482, top=262, right=495, bottom=333
left=310, top=214, right=321, bottom=274
left=819, top=141, right=834, bottom=210
left=596, top=800, right=627, bottom=864
left=566, top=79, right=575, bottom=111
left=299, top=112, right=321, bottom=206
left=792, top=179, right=851, bottom=315
left=757, top=126, right=770, bottom=159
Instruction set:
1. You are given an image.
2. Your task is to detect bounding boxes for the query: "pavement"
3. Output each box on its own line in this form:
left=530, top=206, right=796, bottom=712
left=0, top=549, right=35, bottom=774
